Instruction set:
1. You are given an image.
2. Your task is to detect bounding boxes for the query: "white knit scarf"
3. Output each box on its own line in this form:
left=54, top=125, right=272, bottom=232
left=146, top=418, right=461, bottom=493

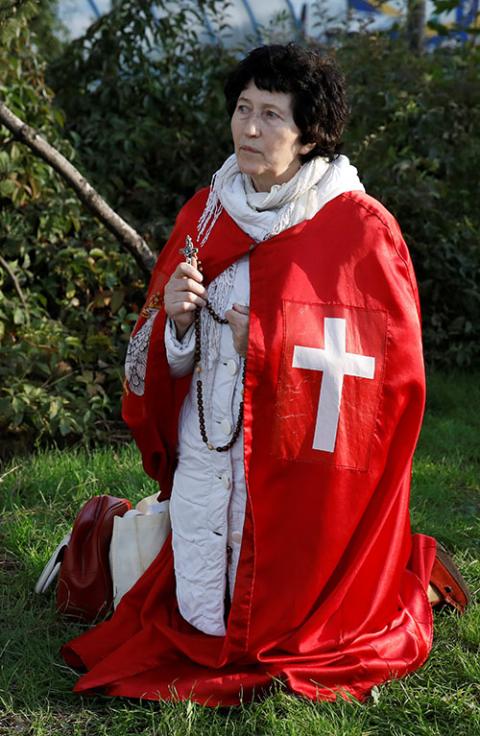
left=197, top=152, right=365, bottom=246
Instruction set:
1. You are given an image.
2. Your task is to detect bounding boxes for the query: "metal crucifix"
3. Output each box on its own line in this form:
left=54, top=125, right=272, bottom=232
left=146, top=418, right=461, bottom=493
left=180, top=235, right=198, bottom=265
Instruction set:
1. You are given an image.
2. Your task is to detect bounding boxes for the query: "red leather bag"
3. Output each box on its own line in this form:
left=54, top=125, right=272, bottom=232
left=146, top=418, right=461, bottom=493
left=56, top=495, right=131, bottom=621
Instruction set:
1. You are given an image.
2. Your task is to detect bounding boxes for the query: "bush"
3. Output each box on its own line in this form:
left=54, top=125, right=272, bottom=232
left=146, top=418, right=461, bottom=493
left=0, top=18, right=145, bottom=458
left=338, top=32, right=480, bottom=368
left=47, top=0, right=235, bottom=244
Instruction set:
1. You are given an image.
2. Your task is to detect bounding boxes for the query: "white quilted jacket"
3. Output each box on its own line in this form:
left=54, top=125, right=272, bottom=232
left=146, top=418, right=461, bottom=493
left=165, top=255, right=250, bottom=636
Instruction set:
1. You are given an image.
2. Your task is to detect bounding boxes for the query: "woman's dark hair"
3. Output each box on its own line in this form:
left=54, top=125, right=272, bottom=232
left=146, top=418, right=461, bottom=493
left=224, top=43, right=348, bottom=163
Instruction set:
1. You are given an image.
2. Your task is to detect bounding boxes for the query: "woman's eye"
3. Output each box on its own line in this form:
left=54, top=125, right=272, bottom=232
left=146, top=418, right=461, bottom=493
left=265, top=110, right=280, bottom=119
left=237, top=104, right=249, bottom=113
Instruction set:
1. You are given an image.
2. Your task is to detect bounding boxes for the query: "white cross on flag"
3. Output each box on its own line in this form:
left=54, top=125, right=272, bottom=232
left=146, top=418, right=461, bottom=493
left=274, top=302, right=386, bottom=470
left=292, top=318, right=375, bottom=453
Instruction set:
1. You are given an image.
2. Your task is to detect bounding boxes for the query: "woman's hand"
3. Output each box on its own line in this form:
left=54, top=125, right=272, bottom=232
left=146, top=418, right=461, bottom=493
left=225, top=303, right=250, bottom=358
left=164, top=258, right=207, bottom=339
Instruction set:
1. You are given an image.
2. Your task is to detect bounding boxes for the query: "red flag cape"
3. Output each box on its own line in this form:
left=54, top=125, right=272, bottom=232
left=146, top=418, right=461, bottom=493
left=62, top=189, right=436, bottom=705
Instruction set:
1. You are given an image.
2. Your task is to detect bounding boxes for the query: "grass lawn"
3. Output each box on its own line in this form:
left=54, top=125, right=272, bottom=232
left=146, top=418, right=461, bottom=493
left=1, top=372, right=479, bottom=735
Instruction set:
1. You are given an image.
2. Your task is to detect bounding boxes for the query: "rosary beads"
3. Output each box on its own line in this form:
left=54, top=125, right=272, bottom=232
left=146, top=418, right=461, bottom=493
left=180, top=235, right=246, bottom=453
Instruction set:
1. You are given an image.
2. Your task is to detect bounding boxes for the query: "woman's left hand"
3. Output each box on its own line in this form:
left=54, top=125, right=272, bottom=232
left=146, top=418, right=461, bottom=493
left=225, top=303, right=249, bottom=358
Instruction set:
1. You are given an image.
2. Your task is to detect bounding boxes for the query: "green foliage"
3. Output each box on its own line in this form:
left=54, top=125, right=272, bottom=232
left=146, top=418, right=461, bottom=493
left=47, top=0, right=235, bottom=243
left=0, top=16, right=145, bottom=457
left=0, top=0, right=65, bottom=54
left=338, top=33, right=480, bottom=368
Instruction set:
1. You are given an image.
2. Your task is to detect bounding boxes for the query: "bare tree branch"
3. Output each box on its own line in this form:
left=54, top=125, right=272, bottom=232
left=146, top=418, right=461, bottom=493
left=0, top=254, right=30, bottom=324
left=0, top=99, right=156, bottom=275
left=407, top=0, right=426, bottom=54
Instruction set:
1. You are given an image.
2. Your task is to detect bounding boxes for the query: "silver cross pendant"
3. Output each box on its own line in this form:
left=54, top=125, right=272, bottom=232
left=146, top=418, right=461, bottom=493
left=179, top=235, right=198, bottom=265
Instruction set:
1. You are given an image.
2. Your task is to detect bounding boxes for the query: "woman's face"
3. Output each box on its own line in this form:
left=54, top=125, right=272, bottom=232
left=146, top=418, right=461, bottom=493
left=231, top=80, right=314, bottom=192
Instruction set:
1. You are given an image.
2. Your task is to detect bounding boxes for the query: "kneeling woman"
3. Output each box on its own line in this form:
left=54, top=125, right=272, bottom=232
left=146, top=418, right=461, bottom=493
left=62, top=43, right=468, bottom=705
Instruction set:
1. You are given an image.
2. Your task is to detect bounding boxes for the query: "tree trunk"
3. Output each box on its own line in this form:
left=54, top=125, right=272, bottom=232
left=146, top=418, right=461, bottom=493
left=0, top=99, right=156, bottom=275
left=406, top=0, right=426, bottom=54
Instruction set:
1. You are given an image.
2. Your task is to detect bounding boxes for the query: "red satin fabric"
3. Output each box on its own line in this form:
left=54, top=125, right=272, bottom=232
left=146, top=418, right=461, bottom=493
left=62, top=189, right=436, bottom=704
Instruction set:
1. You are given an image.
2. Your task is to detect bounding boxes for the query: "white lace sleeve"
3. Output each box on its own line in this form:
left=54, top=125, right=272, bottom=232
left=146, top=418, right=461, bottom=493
left=124, top=309, right=160, bottom=396
left=164, top=318, right=195, bottom=378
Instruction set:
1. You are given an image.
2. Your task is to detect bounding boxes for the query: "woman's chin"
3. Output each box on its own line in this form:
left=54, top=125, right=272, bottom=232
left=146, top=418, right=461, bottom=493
left=237, top=161, right=262, bottom=177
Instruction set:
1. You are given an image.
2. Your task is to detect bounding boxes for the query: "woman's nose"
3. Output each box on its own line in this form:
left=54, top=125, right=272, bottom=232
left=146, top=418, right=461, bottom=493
left=244, top=113, right=261, bottom=136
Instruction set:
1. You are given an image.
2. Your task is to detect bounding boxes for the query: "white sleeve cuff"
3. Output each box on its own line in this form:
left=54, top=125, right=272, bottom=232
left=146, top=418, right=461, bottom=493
left=164, top=318, right=195, bottom=377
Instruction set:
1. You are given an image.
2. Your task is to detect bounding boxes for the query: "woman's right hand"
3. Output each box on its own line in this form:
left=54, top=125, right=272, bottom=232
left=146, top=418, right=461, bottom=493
left=164, top=258, right=207, bottom=339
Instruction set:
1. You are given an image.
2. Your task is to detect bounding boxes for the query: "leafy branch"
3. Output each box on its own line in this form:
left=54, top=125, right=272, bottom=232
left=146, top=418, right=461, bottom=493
left=0, top=100, right=156, bottom=275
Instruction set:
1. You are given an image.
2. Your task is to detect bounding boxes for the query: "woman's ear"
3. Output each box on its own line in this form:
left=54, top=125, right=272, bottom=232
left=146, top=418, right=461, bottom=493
left=298, top=141, right=316, bottom=156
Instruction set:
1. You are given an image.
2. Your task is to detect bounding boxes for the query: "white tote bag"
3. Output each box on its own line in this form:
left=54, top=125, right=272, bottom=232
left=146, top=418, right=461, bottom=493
left=109, top=494, right=171, bottom=609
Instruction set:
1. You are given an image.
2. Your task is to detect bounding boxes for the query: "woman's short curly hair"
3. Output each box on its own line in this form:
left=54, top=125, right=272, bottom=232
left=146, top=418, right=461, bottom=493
left=224, top=43, right=349, bottom=163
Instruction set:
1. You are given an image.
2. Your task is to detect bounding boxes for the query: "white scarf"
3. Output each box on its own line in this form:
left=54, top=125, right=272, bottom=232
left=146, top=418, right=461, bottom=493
left=197, top=152, right=365, bottom=246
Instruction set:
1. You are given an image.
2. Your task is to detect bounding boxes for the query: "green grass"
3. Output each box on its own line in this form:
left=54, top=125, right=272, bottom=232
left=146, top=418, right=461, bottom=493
left=1, top=372, right=479, bottom=735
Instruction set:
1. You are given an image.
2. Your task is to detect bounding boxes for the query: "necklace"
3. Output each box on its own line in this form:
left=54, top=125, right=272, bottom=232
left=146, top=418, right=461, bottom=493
left=180, top=236, right=246, bottom=452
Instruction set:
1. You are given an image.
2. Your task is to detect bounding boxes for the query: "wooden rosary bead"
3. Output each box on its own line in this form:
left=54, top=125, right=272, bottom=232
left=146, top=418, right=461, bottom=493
left=205, top=301, right=229, bottom=324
